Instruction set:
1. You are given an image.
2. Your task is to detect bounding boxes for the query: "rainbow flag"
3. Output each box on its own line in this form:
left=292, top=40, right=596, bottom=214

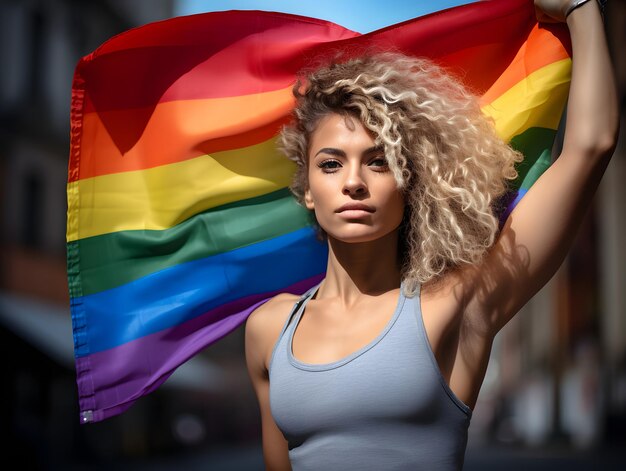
left=67, top=0, right=572, bottom=423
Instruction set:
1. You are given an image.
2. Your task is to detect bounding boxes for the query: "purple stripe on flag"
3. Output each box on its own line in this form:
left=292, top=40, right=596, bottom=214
left=75, top=273, right=325, bottom=422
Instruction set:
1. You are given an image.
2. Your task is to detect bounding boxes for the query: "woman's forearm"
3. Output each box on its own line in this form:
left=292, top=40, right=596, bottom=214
left=562, top=1, right=619, bottom=158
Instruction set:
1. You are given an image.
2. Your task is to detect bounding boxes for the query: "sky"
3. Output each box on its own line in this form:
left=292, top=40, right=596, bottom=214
left=174, top=0, right=476, bottom=33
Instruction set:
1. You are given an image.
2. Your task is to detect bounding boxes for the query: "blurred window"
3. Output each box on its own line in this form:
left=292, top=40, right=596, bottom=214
left=21, top=172, right=43, bottom=248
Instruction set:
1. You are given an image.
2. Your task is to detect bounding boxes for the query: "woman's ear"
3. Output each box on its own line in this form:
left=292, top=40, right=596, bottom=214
left=304, top=188, right=314, bottom=210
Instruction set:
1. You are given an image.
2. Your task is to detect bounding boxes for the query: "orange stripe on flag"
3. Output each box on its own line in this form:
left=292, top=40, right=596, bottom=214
left=74, top=87, right=295, bottom=181
left=480, top=24, right=569, bottom=106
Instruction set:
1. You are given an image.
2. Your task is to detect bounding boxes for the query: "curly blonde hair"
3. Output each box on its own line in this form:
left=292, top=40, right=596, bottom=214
left=278, top=52, right=523, bottom=296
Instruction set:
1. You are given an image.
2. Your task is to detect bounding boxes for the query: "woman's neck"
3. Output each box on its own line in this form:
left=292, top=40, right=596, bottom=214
left=319, top=228, right=402, bottom=304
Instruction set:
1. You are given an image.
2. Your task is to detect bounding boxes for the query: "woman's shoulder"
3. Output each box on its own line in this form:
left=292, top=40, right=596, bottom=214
left=247, top=292, right=301, bottom=325
left=245, top=292, right=302, bottom=370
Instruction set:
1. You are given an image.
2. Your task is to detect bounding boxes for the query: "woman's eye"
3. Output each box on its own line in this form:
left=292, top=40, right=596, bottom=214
left=369, top=157, right=389, bottom=169
left=318, top=160, right=341, bottom=172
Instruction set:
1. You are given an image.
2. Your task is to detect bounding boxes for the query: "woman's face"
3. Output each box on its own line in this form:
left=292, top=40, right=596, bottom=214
left=304, top=113, right=405, bottom=243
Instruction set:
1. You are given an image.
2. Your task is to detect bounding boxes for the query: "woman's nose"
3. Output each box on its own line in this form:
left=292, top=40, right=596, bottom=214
left=342, top=168, right=367, bottom=195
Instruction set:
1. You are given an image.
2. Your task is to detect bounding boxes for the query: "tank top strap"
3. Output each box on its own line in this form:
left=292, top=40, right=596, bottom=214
left=275, top=280, right=323, bottom=343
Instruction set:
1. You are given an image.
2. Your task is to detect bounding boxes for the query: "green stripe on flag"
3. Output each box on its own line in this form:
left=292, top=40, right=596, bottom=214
left=509, top=127, right=558, bottom=191
left=69, top=188, right=312, bottom=296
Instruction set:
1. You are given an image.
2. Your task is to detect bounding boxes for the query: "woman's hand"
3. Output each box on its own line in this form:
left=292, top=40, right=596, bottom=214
left=534, top=0, right=586, bottom=23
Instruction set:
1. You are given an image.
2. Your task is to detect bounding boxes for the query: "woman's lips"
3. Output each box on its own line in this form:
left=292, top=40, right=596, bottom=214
left=335, top=203, right=375, bottom=213
left=335, top=203, right=375, bottom=218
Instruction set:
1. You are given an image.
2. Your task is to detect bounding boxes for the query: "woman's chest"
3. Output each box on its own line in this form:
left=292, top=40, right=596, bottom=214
left=270, top=299, right=447, bottom=435
left=290, top=294, right=403, bottom=365
left=290, top=288, right=463, bottom=370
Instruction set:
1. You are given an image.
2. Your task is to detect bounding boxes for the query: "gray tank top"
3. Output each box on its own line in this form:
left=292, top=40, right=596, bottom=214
left=268, top=281, right=472, bottom=471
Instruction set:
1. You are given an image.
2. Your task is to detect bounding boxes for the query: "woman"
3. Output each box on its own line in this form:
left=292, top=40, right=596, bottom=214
left=244, top=0, right=618, bottom=469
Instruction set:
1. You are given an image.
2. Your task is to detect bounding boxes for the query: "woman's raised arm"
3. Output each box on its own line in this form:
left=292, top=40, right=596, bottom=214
left=557, top=0, right=619, bottom=157
left=460, top=0, right=619, bottom=336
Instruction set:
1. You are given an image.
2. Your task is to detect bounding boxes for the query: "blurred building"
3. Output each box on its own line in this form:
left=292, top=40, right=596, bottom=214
left=0, top=1, right=261, bottom=469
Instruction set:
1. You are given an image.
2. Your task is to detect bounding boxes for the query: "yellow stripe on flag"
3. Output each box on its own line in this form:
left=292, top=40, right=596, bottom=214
left=481, top=58, right=571, bottom=141
left=66, top=137, right=295, bottom=241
